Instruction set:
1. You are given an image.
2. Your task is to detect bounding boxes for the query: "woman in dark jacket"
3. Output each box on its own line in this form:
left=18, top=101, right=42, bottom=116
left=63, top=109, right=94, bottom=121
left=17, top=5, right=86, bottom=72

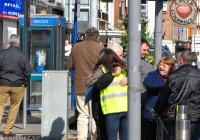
left=143, top=57, right=175, bottom=140
left=89, top=46, right=127, bottom=140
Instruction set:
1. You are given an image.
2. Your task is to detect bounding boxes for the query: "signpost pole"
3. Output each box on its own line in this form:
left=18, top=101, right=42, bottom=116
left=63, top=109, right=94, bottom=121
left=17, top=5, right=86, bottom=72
left=90, top=0, right=98, bottom=28
left=23, top=0, right=30, bottom=129
left=154, top=0, right=163, bottom=68
left=127, top=0, right=141, bottom=139
left=71, top=0, right=78, bottom=110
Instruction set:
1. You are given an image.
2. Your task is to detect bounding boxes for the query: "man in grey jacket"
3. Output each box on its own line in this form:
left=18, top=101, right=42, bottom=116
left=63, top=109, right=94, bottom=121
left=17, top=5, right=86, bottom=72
left=140, top=39, right=154, bottom=102
left=0, top=34, right=31, bottom=137
left=140, top=38, right=153, bottom=140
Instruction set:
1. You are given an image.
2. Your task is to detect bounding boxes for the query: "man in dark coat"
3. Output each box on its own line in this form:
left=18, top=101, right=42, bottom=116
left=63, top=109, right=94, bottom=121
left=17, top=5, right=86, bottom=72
left=0, top=34, right=31, bottom=137
left=154, top=50, right=200, bottom=140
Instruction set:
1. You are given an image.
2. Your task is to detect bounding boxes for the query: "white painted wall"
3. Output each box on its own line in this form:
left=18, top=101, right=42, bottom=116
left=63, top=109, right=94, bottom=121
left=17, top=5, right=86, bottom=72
left=3, top=19, right=17, bottom=44
left=147, top=1, right=155, bottom=39
left=108, top=2, right=114, bottom=27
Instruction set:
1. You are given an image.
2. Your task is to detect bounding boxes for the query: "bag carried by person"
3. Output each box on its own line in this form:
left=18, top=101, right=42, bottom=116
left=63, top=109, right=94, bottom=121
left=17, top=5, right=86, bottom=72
left=143, top=95, right=159, bottom=121
left=85, top=64, right=103, bottom=87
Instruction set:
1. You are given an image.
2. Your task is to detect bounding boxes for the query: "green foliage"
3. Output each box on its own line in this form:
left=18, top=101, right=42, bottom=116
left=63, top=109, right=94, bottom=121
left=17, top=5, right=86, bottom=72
left=145, top=52, right=154, bottom=66
left=120, top=16, right=155, bottom=66
left=121, top=30, right=128, bottom=52
left=120, top=17, right=155, bottom=51
left=122, top=18, right=128, bottom=24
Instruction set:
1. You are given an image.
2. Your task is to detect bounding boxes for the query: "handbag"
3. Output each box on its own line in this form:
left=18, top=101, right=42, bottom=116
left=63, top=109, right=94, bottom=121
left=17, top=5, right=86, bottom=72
left=85, top=86, right=94, bottom=105
left=85, top=64, right=103, bottom=87
left=143, top=95, right=159, bottom=121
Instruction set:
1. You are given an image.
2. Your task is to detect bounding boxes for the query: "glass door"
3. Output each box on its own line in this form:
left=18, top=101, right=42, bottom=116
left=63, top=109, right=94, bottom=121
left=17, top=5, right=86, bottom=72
left=21, top=26, right=55, bottom=111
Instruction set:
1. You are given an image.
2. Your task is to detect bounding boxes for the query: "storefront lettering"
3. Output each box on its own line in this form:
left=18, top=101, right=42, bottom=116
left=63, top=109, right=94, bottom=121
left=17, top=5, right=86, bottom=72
left=4, top=3, right=21, bottom=9
left=2, top=10, right=19, bottom=16
left=179, top=0, right=196, bottom=6
left=33, top=20, right=49, bottom=24
left=7, top=11, right=19, bottom=16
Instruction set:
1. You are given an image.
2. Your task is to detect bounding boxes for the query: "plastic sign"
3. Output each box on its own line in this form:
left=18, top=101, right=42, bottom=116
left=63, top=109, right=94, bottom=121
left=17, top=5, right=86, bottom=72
left=0, top=0, right=23, bottom=20
left=178, top=28, right=183, bottom=34
left=19, top=18, right=66, bottom=27
left=192, top=35, right=200, bottom=52
left=36, top=50, right=46, bottom=66
left=188, top=26, right=193, bottom=38
left=170, top=0, right=197, bottom=25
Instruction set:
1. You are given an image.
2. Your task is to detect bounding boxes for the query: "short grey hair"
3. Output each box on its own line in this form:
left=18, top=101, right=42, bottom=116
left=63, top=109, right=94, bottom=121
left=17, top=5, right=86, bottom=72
left=10, top=34, right=20, bottom=46
left=107, top=43, right=123, bottom=52
left=85, top=27, right=99, bottom=38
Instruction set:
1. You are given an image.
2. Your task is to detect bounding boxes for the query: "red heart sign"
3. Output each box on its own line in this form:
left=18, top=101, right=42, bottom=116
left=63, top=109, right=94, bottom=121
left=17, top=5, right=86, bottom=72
left=176, top=5, right=192, bottom=19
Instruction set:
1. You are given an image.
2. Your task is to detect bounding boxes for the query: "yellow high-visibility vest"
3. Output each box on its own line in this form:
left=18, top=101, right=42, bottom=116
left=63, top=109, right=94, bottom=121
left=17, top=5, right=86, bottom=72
left=100, top=66, right=128, bottom=115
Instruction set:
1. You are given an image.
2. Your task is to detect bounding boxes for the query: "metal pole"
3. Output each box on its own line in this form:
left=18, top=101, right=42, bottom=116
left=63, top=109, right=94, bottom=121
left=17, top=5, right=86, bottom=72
left=23, top=88, right=27, bottom=129
left=90, top=0, right=98, bottom=28
left=71, top=0, right=78, bottom=110
left=69, top=0, right=72, bottom=22
left=127, top=0, right=141, bottom=139
left=154, top=0, right=163, bottom=68
left=23, top=0, right=30, bottom=129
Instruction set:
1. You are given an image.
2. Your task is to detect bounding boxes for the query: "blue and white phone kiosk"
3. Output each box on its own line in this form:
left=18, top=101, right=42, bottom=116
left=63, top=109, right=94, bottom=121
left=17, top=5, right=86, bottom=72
left=19, top=14, right=66, bottom=110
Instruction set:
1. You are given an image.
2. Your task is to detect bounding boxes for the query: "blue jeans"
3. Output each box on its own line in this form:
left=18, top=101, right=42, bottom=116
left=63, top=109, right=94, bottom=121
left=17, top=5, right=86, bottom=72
left=191, top=122, right=200, bottom=140
left=105, top=112, right=127, bottom=140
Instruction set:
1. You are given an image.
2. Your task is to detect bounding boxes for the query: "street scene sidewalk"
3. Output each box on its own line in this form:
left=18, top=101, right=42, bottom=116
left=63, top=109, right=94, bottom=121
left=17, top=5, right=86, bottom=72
left=0, top=106, right=77, bottom=140
left=0, top=76, right=78, bottom=140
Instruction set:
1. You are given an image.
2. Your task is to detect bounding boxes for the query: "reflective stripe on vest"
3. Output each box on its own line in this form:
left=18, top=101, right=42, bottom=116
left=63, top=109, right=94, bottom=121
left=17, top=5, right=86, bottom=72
left=100, top=66, right=127, bottom=115
left=100, top=92, right=127, bottom=101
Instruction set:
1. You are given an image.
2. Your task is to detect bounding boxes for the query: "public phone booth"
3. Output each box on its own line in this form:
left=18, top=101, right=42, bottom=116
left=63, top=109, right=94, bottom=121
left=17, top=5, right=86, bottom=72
left=19, top=14, right=66, bottom=111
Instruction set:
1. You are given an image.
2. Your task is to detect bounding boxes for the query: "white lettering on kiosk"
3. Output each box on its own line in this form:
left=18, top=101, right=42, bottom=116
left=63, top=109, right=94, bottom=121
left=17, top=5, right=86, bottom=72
left=4, top=3, right=20, bottom=9
left=33, top=20, right=48, bottom=24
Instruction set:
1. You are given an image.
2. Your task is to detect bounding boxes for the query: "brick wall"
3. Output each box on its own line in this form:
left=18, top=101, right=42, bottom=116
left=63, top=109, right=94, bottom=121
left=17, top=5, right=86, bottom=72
left=114, top=0, right=127, bottom=27
left=163, top=1, right=173, bottom=41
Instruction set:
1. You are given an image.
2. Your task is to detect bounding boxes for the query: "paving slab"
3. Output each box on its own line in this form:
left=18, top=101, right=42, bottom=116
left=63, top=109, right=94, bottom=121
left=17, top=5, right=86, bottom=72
left=0, top=107, right=77, bottom=140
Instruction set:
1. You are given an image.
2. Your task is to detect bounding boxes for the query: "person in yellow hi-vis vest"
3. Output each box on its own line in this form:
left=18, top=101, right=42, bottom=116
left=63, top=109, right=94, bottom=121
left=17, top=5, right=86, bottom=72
left=94, top=45, right=128, bottom=140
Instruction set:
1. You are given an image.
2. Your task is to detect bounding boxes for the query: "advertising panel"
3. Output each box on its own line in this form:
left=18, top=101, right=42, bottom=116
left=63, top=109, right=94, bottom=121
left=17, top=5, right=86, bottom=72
left=170, top=0, right=197, bottom=25
left=0, top=0, right=24, bottom=20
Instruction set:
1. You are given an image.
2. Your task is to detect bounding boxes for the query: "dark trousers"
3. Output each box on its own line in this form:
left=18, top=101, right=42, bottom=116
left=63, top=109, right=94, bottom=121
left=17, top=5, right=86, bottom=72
left=95, top=117, right=108, bottom=140
left=94, top=101, right=108, bottom=140
left=144, top=119, right=157, bottom=140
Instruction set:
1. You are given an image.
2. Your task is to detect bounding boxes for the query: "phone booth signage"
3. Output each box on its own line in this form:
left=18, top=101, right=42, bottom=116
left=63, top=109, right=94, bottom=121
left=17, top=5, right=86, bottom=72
left=19, top=14, right=66, bottom=111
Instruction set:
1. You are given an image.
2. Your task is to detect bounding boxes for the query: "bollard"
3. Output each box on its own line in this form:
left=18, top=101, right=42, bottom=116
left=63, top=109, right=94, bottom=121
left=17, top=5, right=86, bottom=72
left=175, top=105, right=190, bottom=140
left=176, top=105, right=188, bottom=120
left=176, top=119, right=190, bottom=140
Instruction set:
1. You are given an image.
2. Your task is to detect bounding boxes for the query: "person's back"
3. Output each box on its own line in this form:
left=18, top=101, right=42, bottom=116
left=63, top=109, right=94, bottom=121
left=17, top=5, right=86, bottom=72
left=154, top=50, right=200, bottom=140
left=168, top=64, right=200, bottom=122
left=0, top=34, right=31, bottom=137
left=0, top=46, right=31, bottom=87
left=66, top=27, right=104, bottom=140
left=69, top=37, right=103, bottom=93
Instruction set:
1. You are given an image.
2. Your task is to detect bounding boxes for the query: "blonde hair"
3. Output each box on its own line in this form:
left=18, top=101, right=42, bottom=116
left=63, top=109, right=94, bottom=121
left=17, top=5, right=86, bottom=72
left=157, top=57, right=175, bottom=73
left=107, top=43, right=123, bottom=52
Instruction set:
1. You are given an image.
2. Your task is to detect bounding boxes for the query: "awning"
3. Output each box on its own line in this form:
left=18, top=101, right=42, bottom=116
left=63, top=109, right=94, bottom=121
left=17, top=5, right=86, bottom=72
left=99, top=30, right=125, bottom=38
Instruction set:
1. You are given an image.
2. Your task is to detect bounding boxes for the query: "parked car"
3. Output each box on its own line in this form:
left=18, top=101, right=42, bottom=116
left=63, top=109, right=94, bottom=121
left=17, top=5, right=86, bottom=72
left=149, top=45, right=173, bottom=58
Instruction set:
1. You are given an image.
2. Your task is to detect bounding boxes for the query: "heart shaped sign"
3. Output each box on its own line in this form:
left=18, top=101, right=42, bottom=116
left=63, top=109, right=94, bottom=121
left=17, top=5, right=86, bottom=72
left=176, top=5, right=192, bottom=19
